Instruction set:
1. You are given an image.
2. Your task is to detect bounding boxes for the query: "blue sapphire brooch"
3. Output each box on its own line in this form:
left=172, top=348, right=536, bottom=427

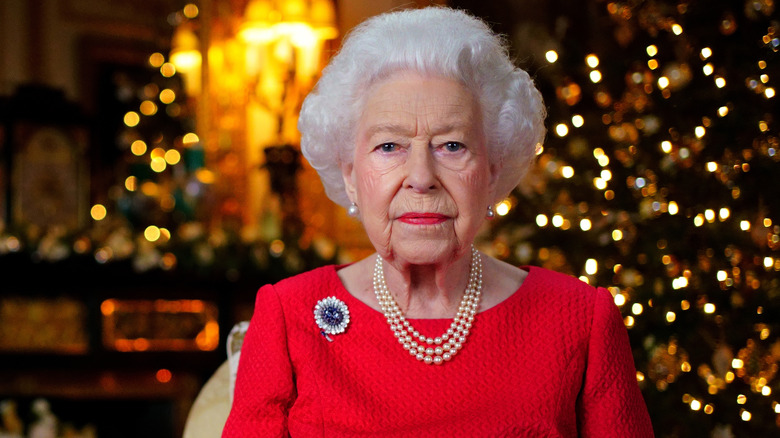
left=314, top=296, right=350, bottom=341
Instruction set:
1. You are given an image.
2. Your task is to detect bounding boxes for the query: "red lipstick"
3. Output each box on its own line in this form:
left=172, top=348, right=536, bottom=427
left=397, top=212, right=448, bottom=225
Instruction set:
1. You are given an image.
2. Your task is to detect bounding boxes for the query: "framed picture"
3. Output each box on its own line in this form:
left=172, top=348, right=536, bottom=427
left=101, top=298, right=219, bottom=352
left=11, top=122, right=89, bottom=232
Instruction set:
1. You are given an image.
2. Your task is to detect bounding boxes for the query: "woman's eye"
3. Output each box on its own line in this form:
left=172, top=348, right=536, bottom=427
left=444, top=142, right=464, bottom=152
left=379, top=143, right=397, bottom=153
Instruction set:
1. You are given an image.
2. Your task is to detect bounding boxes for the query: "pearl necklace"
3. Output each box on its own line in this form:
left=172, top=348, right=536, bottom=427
left=373, top=246, right=483, bottom=365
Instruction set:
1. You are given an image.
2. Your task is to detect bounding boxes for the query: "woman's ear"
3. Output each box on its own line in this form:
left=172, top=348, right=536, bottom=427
left=488, top=161, right=502, bottom=201
left=341, top=161, right=357, bottom=203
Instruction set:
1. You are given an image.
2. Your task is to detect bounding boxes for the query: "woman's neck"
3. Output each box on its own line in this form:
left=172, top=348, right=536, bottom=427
left=378, top=251, right=473, bottom=318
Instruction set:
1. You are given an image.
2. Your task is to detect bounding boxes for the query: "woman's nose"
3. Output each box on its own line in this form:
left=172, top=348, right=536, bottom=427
left=404, top=144, right=438, bottom=192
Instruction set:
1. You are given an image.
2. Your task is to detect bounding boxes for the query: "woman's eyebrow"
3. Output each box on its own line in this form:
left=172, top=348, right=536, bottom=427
left=363, top=122, right=415, bottom=139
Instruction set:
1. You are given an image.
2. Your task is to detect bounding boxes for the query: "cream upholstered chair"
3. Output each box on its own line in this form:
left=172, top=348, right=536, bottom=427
left=182, top=321, right=249, bottom=438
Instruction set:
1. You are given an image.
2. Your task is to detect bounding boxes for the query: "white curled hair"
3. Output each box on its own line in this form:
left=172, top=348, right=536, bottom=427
left=298, top=6, right=546, bottom=208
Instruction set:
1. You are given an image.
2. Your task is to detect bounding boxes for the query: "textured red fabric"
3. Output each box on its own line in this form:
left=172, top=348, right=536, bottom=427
left=222, top=265, right=654, bottom=437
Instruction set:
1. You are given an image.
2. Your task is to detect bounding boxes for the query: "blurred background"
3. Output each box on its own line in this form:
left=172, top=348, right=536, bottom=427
left=0, top=0, right=777, bottom=437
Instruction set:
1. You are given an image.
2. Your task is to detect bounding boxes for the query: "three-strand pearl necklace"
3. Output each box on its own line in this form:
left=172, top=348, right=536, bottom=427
left=373, top=246, right=483, bottom=365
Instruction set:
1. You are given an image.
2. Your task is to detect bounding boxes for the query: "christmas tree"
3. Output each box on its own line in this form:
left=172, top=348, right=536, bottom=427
left=459, top=0, right=780, bottom=435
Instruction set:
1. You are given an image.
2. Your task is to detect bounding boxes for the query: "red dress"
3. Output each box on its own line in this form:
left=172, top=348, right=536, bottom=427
left=222, top=265, right=654, bottom=437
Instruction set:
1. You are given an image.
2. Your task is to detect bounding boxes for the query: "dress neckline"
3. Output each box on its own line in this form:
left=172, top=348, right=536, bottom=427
left=329, top=264, right=536, bottom=321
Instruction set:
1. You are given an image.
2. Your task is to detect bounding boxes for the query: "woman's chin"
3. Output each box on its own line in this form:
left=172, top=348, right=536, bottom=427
left=386, top=239, right=468, bottom=267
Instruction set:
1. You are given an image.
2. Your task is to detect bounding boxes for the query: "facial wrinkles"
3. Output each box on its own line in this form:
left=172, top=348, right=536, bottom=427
left=352, top=73, right=491, bottom=264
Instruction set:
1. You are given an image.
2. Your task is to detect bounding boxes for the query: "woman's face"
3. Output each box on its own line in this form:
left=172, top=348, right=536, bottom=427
left=343, top=72, right=498, bottom=266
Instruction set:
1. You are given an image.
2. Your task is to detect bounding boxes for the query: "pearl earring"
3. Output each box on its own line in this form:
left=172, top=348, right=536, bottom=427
left=347, top=202, right=359, bottom=217
left=486, top=205, right=495, bottom=219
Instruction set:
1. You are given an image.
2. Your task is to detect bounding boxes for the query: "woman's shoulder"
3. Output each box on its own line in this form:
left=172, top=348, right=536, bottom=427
left=258, top=265, right=343, bottom=305
left=520, top=265, right=612, bottom=312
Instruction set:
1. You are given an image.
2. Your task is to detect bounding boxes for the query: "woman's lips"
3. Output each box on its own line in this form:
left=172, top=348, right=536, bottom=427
left=397, top=212, right=449, bottom=225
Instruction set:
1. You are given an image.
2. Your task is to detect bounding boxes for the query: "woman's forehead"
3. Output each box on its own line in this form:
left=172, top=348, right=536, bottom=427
left=358, top=73, right=480, bottom=136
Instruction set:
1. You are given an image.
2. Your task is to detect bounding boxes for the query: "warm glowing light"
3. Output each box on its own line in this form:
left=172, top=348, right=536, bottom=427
left=760, top=74, right=769, bottom=83
left=183, top=132, right=200, bottom=145
left=706, top=161, right=718, bottom=172
left=572, top=115, right=584, bottom=127
left=703, top=303, right=716, bottom=314
left=495, top=200, right=511, bottom=216
left=555, top=123, right=569, bottom=137
left=694, top=214, right=704, bottom=227
left=545, top=50, right=558, bottom=63
left=668, top=201, right=679, bottom=215
left=151, top=157, right=167, bottom=173
left=124, top=111, right=140, bottom=127
left=183, top=3, right=199, bottom=18
left=762, top=386, right=771, bottom=396
left=648, top=59, right=658, bottom=70
left=661, top=141, right=673, bottom=153
left=703, top=63, right=714, bottom=76
left=646, top=45, right=658, bottom=57
left=149, top=52, right=165, bottom=68
left=586, top=54, right=599, bottom=68
left=585, top=259, right=598, bottom=275
left=125, top=176, right=137, bottom=192
left=561, top=166, right=575, bottom=178
left=593, top=177, right=607, bottom=190
left=765, top=257, right=774, bottom=268
left=732, top=358, right=744, bottom=369
left=535, top=143, right=544, bottom=155
left=666, top=311, right=676, bottom=322
left=552, top=214, right=564, bottom=228
left=704, top=209, right=716, bottom=222
left=612, top=229, right=623, bottom=241
left=625, top=316, right=635, bottom=327
left=589, top=70, right=602, bottom=83
left=740, top=410, right=751, bottom=421
left=719, top=208, right=730, bottom=221
left=765, top=87, right=775, bottom=98
left=156, top=368, right=173, bottom=383
left=601, top=169, right=612, bottom=181
left=580, top=219, right=592, bottom=231
left=91, top=204, right=107, bottom=221
left=160, top=89, right=176, bottom=104
left=715, top=76, right=726, bottom=88
left=690, top=400, right=701, bottom=411
left=764, top=218, right=773, bottom=227
left=196, top=169, right=215, bottom=184
left=270, top=239, right=286, bottom=256
left=160, top=62, right=176, bottom=77
left=718, top=106, right=728, bottom=117
left=657, top=76, right=670, bottom=89
left=131, top=140, right=147, bottom=156
left=700, top=47, right=712, bottom=59
left=145, top=226, right=161, bottom=242
left=140, top=100, right=158, bottom=116
left=150, top=147, right=165, bottom=159
left=614, top=294, right=626, bottom=306
left=717, top=270, right=728, bottom=282
left=636, top=371, right=644, bottom=381
left=536, top=214, right=549, bottom=227
left=695, top=126, right=706, bottom=138
left=165, top=149, right=181, bottom=165
left=671, top=24, right=683, bottom=35
left=740, top=220, right=751, bottom=231
left=672, top=277, right=688, bottom=289
left=632, top=303, right=643, bottom=315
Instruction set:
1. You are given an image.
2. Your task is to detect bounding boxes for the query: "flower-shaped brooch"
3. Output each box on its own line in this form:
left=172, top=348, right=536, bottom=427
left=314, top=296, right=350, bottom=341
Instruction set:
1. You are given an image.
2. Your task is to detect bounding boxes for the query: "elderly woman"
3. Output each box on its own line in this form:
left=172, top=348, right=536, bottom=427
left=223, top=6, right=653, bottom=437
